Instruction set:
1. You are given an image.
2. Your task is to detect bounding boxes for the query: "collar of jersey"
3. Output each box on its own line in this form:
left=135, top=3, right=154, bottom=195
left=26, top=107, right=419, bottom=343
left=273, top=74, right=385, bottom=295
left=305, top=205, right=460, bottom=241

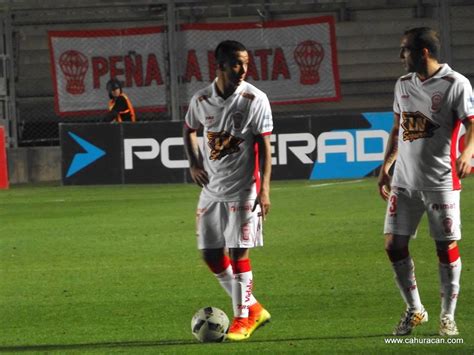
left=211, top=78, right=246, bottom=99
left=417, top=63, right=450, bottom=82
left=431, top=63, right=450, bottom=79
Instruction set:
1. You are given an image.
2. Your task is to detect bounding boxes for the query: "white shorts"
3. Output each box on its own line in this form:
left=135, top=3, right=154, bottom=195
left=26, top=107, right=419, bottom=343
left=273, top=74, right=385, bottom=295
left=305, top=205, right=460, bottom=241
left=383, top=187, right=461, bottom=241
left=195, top=198, right=263, bottom=250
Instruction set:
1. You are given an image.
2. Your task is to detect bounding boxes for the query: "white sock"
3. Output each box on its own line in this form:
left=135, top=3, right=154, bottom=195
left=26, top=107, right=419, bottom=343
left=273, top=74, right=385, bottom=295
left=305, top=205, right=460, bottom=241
left=215, top=265, right=257, bottom=305
left=214, top=265, right=233, bottom=297
left=392, top=257, right=423, bottom=311
left=439, top=258, right=461, bottom=319
left=232, top=270, right=253, bottom=318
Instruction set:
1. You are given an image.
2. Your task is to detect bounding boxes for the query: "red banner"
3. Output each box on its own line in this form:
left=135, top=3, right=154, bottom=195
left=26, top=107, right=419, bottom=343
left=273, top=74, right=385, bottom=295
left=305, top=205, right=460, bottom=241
left=179, top=17, right=341, bottom=106
left=48, top=17, right=340, bottom=117
left=48, top=27, right=167, bottom=116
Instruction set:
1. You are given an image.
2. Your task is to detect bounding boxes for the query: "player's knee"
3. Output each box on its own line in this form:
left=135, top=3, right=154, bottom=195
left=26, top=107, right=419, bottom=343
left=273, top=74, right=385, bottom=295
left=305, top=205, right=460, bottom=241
left=384, top=233, right=400, bottom=251
left=385, top=234, right=409, bottom=249
left=228, top=248, right=249, bottom=261
left=202, top=249, right=229, bottom=274
left=385, top=234, right=410, bottom=262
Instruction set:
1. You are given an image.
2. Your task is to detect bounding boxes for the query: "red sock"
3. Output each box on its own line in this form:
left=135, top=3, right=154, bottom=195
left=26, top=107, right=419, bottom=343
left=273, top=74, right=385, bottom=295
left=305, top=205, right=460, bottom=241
left=437, top=246, right=460, bottom=264
left=231, top=258, right=251, bottom=274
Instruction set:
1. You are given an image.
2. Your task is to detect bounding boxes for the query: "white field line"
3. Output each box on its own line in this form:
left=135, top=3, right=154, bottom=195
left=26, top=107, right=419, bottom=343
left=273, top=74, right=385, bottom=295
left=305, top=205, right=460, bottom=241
left=308, top=179, right=364, bottom=188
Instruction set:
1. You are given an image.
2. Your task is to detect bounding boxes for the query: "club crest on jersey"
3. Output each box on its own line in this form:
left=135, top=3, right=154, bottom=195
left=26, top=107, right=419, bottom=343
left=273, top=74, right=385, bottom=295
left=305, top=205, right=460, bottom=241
left=241, top=222, right=251, bottom=241
left=442, top=216, right=454, bottom=236
left=430, top=91, right=443, bottom=113
left=231, top=111, right=244, bottom=130
left=401, top=111, right=440, bottom=142
left=207, top=130, right=244, bottom=160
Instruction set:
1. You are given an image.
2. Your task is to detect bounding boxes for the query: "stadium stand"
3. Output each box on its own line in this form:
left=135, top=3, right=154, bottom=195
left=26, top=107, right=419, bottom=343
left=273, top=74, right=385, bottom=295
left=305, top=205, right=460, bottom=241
left=1, top=0, right=473, bottom=149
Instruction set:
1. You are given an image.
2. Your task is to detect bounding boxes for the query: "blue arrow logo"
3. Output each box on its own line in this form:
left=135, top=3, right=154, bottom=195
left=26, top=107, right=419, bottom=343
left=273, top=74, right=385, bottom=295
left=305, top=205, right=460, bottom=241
left=66, top=132, right=106, bottom=178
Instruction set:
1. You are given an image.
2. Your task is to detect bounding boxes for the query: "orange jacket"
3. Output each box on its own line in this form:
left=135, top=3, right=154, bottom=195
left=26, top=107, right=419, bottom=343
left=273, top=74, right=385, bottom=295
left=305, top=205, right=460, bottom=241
left=108, top=93, right=136, bottom=122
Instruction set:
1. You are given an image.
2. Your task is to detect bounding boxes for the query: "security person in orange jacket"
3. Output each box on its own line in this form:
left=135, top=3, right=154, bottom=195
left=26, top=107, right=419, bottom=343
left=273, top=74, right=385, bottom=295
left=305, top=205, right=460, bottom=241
left=106, top=79, right=136, bottom=123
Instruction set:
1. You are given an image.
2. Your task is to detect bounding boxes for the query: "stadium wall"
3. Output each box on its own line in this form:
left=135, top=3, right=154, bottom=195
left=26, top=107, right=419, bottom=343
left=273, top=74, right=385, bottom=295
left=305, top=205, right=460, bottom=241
left=7, top=146, right=60, bottom=183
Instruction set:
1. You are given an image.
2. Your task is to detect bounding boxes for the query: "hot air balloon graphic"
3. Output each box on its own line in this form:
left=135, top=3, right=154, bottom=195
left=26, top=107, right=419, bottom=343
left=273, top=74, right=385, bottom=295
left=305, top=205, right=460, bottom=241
left=59, top=50, right=88, bottom=94
left=293, top=40, right=324, bottom=85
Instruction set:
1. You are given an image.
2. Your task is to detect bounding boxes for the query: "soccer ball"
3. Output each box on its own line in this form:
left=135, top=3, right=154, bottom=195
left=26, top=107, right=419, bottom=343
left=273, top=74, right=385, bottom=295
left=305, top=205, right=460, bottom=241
left=191, top=306, right=229, bottom=343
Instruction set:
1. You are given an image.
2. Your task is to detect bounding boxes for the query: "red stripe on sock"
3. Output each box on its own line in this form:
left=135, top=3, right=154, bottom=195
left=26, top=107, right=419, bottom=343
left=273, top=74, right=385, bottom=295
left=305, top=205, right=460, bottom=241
left=206, top=255, right=231, bottom=274
left=386, top=247, right=409, bottom=263
left=437, top=246, right=460, bottom=264
left=231, top=258, right=252, bottom=274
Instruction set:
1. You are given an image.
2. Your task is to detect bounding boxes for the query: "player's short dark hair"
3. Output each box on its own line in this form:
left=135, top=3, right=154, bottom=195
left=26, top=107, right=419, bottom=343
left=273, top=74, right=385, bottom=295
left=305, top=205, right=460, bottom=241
left=214, top=40, right=247, bottom=68
left=404, top=27, right=441, bottom=60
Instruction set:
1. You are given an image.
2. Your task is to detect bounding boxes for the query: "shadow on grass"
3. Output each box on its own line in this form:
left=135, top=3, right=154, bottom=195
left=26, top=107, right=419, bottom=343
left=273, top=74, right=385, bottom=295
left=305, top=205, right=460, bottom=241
left=0, top=334, right=388, bottom=352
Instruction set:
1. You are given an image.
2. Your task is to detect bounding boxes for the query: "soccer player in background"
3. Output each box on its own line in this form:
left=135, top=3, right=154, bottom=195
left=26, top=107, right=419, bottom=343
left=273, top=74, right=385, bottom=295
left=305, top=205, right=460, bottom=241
left=183, top=40, right=273, bottom=341
left=106, top=78, right=136, bottom=123
left=378, top=27, right=474, bottom=336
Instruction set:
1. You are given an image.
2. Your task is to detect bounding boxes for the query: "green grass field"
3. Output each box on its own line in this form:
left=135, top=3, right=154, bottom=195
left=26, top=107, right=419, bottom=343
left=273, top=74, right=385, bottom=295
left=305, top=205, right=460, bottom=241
left=1, top=178, right=473, bottom=354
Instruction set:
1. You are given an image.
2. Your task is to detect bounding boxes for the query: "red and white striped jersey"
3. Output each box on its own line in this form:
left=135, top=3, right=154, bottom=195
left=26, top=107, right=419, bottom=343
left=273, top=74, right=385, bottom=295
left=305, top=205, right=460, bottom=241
left=392, top=64, right=474, bottom=191
left=185, top=79, right=273, bottom=201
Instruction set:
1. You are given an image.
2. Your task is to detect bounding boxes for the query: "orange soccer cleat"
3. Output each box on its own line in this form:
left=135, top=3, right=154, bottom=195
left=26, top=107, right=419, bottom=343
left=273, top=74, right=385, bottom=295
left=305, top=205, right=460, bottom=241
left=248, top=303, right=271, bottom=335
left=227, top=317, right=251, bottom=341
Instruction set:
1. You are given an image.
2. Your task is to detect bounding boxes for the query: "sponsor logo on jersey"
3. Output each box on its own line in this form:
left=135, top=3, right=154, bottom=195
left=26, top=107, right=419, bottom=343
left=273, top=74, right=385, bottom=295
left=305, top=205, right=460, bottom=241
left=229, top=203, right=252, bottom=213
left=432, top=203, right=456, bottom=210
left=401, top=94, right=410, bottom=99
left=207, top=130, right=244, bottom=160
left=430, top=92, right=443, bottom=113
left=241, top=92, right=255, bottom=101
left=401, top=111, right=440, bottom=142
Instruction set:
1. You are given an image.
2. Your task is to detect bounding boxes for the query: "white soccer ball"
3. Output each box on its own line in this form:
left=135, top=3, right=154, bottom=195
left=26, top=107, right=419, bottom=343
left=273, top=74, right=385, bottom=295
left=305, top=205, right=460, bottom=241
left=191, top=306, right=229, bottom=343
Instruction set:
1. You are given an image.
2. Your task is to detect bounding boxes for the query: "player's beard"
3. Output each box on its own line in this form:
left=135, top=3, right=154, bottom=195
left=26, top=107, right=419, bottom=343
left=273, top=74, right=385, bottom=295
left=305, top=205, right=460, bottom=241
left=231, top=74, right=245, bottom=87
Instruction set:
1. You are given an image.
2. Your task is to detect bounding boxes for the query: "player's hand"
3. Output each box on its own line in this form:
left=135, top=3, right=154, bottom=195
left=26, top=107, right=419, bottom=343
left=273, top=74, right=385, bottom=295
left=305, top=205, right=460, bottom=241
left=190, top=166, right=209, bottom=187
left=252, top=190, right=271, bottom=221
left=456, top=154, right=472, bottom=179
left=377, top=168, right=391, bottom=201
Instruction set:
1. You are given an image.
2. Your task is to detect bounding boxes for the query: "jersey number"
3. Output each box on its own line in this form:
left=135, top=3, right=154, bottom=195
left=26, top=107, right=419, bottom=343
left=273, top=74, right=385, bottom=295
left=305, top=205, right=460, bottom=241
left=389, top=195, right=398, bottom=213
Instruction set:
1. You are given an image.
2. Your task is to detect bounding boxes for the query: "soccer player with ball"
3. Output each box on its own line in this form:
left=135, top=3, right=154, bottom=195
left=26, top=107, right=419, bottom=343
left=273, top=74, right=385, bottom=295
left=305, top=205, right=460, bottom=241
left=378, top=27, right=474, bottom=336
left=183, top=40, right=273, bottom=341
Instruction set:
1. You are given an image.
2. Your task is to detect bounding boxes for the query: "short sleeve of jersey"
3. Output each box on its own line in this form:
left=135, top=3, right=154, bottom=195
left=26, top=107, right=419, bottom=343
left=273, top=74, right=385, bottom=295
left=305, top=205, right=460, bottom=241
left=393, top=79, right=401, bottom=114
left=451, top=77, right=474, bottom=121
left=185, top=95, right=202, bottom=130
left=251, top=94, right=273, bottom=135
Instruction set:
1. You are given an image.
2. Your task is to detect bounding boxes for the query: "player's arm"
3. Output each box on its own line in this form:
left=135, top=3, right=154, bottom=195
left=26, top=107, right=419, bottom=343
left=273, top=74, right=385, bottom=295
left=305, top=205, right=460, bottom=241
left=103, top=109, right=117, bottom=122
left=110, top=96, right=128, bottom=114
left=377, top=113, right=400, bottom=200
left=183, top=124, right=209, bottom=187
left=256, top=134, right=272, bottom=218
left=105, top=96, right=128, bottom=122
left=456, top=118, right=474, bottom=178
